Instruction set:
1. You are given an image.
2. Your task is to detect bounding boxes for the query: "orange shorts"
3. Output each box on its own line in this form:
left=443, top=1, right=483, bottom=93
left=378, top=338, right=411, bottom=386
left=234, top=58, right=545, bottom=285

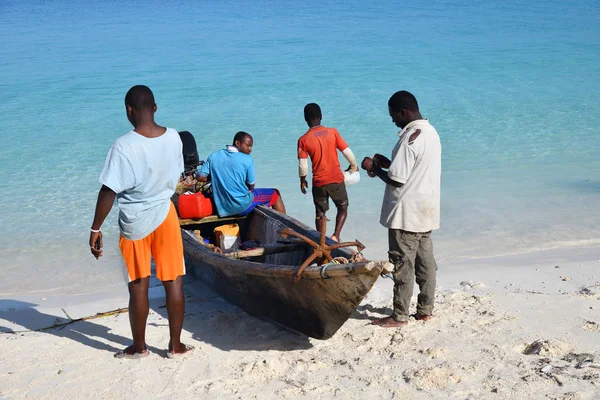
left=119, top=202, right=185, bottom=282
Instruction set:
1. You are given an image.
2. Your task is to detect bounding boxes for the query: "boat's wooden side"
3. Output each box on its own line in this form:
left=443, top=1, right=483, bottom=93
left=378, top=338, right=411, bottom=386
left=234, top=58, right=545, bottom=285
left=181, top=206, right=387, bottom=339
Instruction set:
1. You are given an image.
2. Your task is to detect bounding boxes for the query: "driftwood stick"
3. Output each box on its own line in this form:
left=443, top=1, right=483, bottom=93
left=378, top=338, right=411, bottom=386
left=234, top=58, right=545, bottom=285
left=4, top=308, right=129, bottom=334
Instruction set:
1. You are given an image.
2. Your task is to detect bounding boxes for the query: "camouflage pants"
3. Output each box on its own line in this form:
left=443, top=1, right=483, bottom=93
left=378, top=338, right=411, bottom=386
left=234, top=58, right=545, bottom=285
left=388, top=229, right=437, bottom=322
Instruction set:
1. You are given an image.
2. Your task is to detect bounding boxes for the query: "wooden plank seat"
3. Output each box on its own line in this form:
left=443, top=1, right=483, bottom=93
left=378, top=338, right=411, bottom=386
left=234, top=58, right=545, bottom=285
left=179, top=214, right=248, bottom=226
left=222, top=242, right=309, bottom=259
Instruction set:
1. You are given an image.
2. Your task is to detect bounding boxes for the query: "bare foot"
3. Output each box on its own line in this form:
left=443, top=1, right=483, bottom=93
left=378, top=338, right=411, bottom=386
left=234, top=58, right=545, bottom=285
left=371, top=317, right=408, bottom=328
left=330, top=235, right=339, bottom=242
left=114, top=344, right=149, bottom=359
left=414, top=314, right=432, bottom=321
left=167, top=342, right=195, bottom=359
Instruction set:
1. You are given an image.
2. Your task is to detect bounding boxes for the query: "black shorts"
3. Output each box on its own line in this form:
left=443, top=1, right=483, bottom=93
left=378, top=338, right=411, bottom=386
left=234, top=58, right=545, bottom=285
left=312, top=182, right=348, bottom=214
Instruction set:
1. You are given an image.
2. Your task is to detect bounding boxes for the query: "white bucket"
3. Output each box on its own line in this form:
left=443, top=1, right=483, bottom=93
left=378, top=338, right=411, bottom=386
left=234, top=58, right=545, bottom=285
left=343, top=170, right=360, bottom=186
left=219, top=235, right=240, bottom=251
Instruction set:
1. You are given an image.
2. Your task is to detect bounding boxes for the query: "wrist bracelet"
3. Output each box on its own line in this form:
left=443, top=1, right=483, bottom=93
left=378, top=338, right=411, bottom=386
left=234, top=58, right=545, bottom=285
left=91, top=228, right=101, bottom=233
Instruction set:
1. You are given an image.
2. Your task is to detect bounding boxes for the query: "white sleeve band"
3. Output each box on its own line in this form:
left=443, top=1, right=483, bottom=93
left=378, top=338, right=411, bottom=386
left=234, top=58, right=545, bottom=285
left=299, top=158, right=309, bottom=177
left=342, top=147, right=357, bottom=167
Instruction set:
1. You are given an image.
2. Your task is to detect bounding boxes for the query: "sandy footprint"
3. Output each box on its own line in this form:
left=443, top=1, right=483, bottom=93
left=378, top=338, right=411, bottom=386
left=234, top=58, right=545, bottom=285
left=403, top=362, right=463, bottom=390
left=582, top=320, right=600, bottom=333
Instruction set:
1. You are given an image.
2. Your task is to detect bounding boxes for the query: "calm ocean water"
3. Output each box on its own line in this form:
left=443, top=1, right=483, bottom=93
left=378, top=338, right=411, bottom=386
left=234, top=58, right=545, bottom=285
left=1, top=0, right=599, bottom=300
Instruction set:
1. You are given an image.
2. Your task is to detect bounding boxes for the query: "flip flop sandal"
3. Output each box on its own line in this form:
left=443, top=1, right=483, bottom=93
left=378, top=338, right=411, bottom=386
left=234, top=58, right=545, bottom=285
left=167, top=343, right=195, bottom=359
left=114, top=348, right=150, bottom=359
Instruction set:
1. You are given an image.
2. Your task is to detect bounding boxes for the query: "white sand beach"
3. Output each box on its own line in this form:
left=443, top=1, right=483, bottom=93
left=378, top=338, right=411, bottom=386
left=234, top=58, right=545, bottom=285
left=1, top=246, right=599, bottom=399
left=2, top=0, right=599, bottom=398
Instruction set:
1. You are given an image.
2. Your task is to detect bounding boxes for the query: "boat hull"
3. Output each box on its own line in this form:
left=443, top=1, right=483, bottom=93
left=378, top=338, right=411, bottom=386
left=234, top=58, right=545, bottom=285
left=181, top=206, right=385, bottom=339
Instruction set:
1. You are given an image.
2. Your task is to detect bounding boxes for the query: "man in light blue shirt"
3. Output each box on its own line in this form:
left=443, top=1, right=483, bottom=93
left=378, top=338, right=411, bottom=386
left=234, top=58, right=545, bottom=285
left=89, top=85, right=193, bottom=359
left=198, top=132, right=286, bottom=217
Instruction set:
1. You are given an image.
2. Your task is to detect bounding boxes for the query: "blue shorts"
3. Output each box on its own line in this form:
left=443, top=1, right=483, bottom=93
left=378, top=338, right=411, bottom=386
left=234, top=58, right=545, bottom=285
left=237, top=188, right=280, bottom=216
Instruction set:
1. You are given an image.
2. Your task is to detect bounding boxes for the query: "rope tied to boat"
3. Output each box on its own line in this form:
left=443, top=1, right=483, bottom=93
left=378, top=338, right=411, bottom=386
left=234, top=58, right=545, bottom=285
left=319, top=257, right=351, bottom=279
left=350, top=251, right=365, bottom=263
left=333, top=256, right=349, bottom=264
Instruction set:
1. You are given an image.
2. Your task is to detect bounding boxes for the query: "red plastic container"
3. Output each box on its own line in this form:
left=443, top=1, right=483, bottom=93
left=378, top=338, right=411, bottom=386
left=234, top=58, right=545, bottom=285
left=178, top=192, right=214, bottom=219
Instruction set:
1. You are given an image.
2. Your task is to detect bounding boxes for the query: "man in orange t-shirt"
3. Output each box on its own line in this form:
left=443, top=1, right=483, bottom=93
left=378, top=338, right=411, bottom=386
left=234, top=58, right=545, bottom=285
left=298, top=103, right=358, bottom=241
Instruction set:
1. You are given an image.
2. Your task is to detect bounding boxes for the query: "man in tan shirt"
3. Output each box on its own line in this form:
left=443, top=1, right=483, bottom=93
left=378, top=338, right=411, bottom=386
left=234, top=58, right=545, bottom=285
left=362, top=90, right=441, bottom=328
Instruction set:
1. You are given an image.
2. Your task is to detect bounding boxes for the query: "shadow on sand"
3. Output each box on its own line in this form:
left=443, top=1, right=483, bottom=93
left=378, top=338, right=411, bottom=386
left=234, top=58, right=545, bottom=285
left=160, top=279, right=313, bottom=352
left=350, top=303, right=392, bottom=320
left=1, top=276, right=314, bottom=356
left=0, top=300, right=164, bottom=354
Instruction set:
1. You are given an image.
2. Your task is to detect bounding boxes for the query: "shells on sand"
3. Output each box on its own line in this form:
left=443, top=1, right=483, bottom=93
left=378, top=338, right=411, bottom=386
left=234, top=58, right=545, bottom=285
left=564, top=352, right=595, bottom=369
left=523, top=340, right=545, bottom=355
left=563, top=352, right=594, bottom=363
left=540, top=364, right=553, bottom=373
left=459, top=281, right=485, bottom=290
left=522, top=340, right=571, bottom=357
left=402, top=363, right=462, bottom=390
left=578, top=286, right=598, bottom=296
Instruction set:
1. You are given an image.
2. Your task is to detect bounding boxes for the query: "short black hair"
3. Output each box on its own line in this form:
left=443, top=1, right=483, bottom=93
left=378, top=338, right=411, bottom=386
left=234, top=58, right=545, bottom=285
left=233, top=131, right=251, bottom=145
left=125, top=85, right=155, bottom=110
left=388, top=91, right=419, bottom=113
left=304, top=103, right=322, bottom=121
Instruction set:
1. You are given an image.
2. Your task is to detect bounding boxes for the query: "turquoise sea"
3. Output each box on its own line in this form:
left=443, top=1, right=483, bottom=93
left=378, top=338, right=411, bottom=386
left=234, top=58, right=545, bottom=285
left=1, top=0, right=599, bottom=303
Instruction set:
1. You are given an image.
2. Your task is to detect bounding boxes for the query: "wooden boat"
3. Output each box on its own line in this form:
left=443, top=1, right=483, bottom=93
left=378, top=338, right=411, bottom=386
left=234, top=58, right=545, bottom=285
left=179, top=205, right=391, bottom=340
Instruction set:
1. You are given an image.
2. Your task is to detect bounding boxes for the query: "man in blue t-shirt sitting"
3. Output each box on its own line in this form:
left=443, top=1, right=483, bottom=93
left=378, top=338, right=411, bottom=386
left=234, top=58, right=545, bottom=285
left=198, top=131, right=286, bottom=217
